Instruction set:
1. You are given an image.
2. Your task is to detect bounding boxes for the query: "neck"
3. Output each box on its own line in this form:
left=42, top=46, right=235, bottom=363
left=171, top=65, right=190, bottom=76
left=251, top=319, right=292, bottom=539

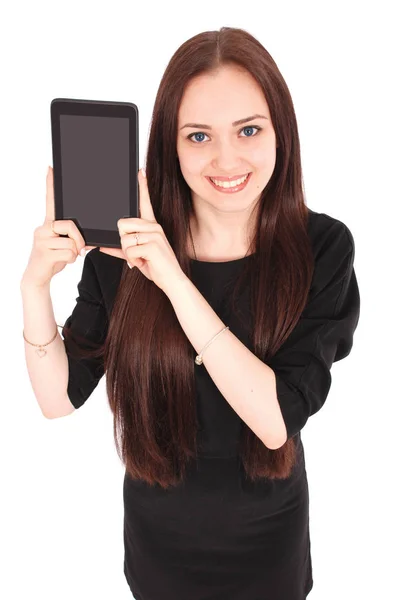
left=189, top=192, right=259, bottom=249
left=188, top=212, right=256, bottom=261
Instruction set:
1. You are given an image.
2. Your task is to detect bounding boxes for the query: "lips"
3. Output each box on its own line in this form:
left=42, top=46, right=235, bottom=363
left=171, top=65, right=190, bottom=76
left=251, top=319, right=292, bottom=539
left=209, top=173, right=250, bottom=181
left=207, top=172, right=252, bottom=193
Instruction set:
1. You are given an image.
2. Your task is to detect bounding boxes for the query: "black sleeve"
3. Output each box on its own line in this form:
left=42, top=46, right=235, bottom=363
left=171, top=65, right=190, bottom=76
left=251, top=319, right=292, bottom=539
left=267, top=220, right=360, bottom=440
left=61, top=252, right=109, bottom=409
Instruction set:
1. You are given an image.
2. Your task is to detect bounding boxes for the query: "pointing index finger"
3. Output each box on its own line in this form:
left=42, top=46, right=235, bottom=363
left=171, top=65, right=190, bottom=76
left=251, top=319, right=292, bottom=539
left=138, top=168, right=155, bottom=222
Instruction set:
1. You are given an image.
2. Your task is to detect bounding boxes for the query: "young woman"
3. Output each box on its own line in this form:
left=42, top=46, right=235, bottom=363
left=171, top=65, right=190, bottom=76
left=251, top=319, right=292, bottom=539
left=21, top=26, right=360, bottom=600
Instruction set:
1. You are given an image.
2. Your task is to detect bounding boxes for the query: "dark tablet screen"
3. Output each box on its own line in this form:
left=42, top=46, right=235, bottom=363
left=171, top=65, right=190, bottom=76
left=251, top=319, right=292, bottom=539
left=51, top=99, right=139, bottom=248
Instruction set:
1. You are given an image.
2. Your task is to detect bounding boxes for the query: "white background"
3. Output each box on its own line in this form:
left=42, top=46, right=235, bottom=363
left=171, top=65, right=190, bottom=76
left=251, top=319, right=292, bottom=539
left=2, top=0, right=400, bottom=598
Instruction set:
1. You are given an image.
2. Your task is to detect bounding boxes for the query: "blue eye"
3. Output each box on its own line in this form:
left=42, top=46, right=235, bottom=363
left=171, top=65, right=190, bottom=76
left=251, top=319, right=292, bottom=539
left=187, top=125, right=261, bottom=144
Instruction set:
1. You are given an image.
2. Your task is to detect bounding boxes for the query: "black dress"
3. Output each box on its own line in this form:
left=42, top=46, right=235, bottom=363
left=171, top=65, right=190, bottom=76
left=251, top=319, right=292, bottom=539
left=62, top=208, right=360, bottom=600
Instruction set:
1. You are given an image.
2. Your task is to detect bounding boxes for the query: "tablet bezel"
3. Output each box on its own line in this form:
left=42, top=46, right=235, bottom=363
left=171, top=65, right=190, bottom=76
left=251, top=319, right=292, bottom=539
left=50, top=98, right=139, bottom=248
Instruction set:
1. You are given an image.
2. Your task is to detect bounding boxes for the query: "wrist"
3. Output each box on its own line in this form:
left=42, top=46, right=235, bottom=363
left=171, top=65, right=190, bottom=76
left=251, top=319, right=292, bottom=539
left=20, top=277, right=51, bottom=295
left=164, top=271, right=191, bottom=298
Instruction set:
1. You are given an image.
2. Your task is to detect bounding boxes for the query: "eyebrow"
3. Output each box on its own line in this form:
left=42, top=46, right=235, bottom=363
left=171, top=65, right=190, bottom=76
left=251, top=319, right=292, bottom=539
left=179, top=114, right=269, bottom=130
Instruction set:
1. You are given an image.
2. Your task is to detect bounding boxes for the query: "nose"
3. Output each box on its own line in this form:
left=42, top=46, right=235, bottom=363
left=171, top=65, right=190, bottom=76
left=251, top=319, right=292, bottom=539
left=212, top=140, right=244, bottom=174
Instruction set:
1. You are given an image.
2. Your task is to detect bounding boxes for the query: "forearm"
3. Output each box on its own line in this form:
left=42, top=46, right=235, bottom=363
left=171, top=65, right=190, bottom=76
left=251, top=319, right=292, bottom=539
left=166, top=276, right=287, bottom=450
left=20, top=281, right=73, bottom=419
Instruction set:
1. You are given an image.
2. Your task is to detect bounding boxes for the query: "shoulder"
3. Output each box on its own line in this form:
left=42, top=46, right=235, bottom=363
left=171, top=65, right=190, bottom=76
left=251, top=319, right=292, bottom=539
left=306, top=207, right=355, bottom=261
left=304, top=209, right=357, bottom=316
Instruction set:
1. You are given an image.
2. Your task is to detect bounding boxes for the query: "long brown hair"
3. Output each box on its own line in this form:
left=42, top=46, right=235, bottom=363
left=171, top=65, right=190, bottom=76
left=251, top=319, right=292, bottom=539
left=62, top=27, right=314, bottom=490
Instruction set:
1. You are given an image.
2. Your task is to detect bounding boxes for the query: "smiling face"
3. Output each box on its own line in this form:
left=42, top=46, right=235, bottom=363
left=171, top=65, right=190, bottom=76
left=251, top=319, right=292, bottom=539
left=176, top=64, right=277, bottom=215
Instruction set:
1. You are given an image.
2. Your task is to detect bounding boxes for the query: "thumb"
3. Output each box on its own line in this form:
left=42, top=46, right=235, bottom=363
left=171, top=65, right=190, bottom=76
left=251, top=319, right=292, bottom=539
left=45, top=166, right=55, bottom=224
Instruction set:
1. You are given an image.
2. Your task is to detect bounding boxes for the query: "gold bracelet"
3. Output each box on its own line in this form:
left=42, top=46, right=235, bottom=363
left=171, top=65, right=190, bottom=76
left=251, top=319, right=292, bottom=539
left=195, top=326, right=229, bottom=366
left=22, top=324, right=63, bottom=358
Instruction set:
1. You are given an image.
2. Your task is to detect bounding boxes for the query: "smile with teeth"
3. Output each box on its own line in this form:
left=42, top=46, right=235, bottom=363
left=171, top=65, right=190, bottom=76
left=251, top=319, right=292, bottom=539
left=209, top=173, right=250, bottom=188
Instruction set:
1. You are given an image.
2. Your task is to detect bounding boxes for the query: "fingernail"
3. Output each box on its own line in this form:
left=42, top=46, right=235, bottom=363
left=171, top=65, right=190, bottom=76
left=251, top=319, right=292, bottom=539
left=141, top=167, right=146, bottom=178
left=80, top=248, right=86, bottom=257
left=127, top=261, right=132, bottom=269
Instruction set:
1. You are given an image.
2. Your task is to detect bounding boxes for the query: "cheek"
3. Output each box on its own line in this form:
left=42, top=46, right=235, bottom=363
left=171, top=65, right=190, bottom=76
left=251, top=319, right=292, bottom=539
left=180, top=152, right=209, bottom=176
left=249, top=137, right=276, bottom=162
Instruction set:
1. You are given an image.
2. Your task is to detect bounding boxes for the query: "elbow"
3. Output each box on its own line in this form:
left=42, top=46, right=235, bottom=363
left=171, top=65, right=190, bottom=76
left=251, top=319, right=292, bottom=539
left=42, top=409, right=75, bottom=419
left=265, top=434, right=287, bottom=450
left=264, top=409, right=288, bottom=450
left=42, top=411, right=57, bottom=419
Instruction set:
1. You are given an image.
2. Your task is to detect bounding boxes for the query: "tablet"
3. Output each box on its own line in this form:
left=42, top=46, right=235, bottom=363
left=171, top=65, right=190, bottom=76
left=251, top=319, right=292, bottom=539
left=51, top=98, right=139, bottom=248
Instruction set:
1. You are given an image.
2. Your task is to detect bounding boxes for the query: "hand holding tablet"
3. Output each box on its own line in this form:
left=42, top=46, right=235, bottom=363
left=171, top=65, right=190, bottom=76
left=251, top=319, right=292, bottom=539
left=21, top=166, right=90, bottom=290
